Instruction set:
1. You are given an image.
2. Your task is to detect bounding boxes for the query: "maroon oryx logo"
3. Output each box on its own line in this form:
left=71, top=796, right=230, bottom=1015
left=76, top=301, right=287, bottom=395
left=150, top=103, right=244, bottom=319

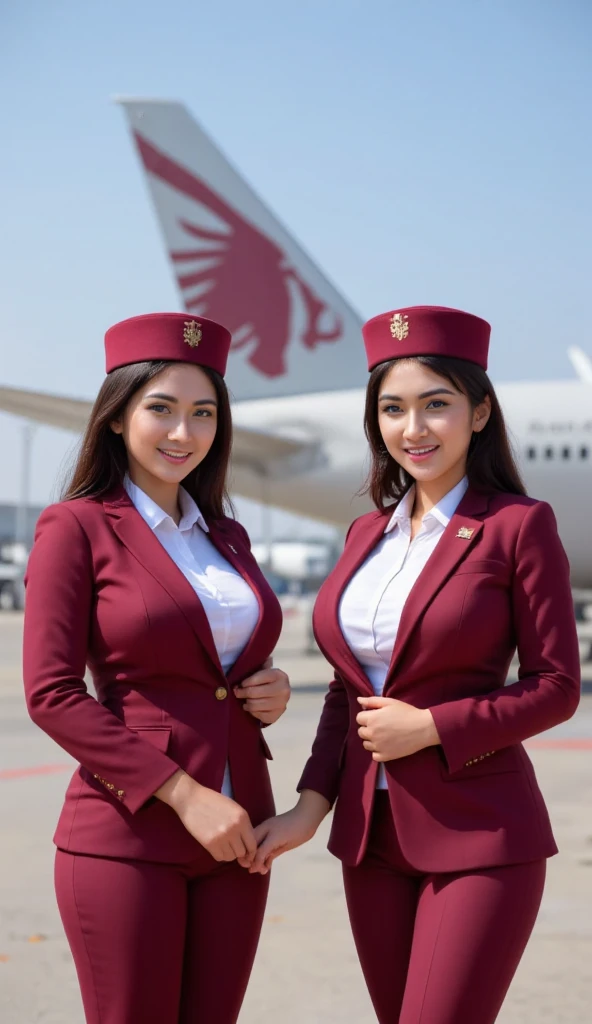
left=135, top=133, right=343, bottom=378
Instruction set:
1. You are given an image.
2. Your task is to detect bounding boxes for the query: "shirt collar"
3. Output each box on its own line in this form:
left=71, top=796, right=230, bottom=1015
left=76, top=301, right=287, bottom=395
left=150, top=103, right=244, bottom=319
left=123, top=475, right=209, bottom=533
left=384, top=476, right=469, bottom=534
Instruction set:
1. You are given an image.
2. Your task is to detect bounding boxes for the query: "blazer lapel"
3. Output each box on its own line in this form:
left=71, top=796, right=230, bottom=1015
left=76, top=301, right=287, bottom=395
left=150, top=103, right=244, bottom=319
left=384, top=488, right=491, bottom=687
left=103, top=487, right=224, bottom=676
left=320, top=511, right=390, bottom=696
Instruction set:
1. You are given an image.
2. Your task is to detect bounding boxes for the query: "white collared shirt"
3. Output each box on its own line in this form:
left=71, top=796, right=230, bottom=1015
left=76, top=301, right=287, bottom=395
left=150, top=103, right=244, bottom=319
left=124, top=476, right=260, bottom=797
left=338, top=476, right=468, bottom=788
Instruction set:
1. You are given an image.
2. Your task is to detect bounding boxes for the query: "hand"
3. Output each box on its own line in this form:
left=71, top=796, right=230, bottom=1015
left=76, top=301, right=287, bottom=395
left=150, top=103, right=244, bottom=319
left=249, top=790, right=331, bottom=875
left=356, top=696, right=440, bottom=762
left=234, top=656, right=291, bottom=725
left=155, top=770, right=257, bottom=864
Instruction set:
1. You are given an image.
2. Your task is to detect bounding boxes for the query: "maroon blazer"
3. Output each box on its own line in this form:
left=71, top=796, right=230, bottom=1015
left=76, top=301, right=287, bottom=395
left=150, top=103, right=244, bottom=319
left=23, top=485, right=283, bottom=863
left=298, top=489, right=581, bottom=872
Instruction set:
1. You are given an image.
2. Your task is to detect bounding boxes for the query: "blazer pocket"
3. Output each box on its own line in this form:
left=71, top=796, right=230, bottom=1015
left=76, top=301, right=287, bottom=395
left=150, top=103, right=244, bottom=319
left=450, top=559, right=507, bottom=577
left=127, top=725, right=172, bottom=754
left=440, top=745, right=521, bottom=781
left=260, top=733, right=273, bottom=760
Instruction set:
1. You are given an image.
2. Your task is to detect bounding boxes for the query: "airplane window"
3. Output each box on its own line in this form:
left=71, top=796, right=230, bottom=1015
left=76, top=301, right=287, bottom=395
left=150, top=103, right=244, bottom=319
left=561, top=447, right=570, bottom=460
left=544, top=447, right=554, bottom=459
left=581, top=446, right=590, bottom=460
left=526, top=447, right=536, bottom=460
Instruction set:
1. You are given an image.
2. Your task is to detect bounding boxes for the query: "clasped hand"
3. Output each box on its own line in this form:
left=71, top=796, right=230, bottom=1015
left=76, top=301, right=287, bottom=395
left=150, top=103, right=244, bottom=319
left=234, top=657, right=291, bottom=725
left=356, top=695, right=439, bottom=761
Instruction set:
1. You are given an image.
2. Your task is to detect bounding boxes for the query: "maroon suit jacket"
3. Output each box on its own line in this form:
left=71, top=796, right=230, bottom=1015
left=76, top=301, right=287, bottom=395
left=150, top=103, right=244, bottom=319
left=298, top=489, right=581, bottom=872
left=23, top=485, right=283, bottom=863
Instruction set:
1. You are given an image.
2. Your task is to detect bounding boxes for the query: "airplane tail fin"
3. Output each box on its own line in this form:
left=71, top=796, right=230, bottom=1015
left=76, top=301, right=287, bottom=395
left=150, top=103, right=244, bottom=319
left=568, top=346, right=592, bottom=384
left=116, top=98, right=365, bottom=401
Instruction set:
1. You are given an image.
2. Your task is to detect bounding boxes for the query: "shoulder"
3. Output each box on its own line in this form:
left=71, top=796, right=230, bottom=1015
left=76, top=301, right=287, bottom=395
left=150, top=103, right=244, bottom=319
left=34, top=496, right=106, bottom=544
left=483, top=492, right=560, bottom=546
left=344, top=509, right=389, bottom=543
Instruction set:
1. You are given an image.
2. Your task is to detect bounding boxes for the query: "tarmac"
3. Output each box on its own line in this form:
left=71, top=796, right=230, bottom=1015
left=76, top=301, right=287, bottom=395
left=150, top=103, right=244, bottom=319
left=1, top=606, right=591, bottom=1023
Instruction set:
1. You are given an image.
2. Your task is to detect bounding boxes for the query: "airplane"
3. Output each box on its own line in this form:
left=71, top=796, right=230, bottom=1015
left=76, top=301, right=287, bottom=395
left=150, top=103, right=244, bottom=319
left=1, top=98, right=591, bottom=597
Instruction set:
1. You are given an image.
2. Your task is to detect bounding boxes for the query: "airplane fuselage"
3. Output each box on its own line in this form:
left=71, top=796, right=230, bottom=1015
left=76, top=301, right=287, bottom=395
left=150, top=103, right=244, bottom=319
left=232, top=379, right=592, bottom=587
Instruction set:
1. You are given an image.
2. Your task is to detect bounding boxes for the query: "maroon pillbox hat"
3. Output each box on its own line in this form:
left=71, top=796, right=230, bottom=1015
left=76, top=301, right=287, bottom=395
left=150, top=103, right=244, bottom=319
left=104, top=313, right=232, bottom=376
left=362, top=305, right=491, bottom=372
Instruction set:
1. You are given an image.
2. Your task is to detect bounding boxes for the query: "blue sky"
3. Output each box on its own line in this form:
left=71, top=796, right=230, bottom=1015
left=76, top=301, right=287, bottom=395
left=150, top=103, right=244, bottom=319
left=1, top=0, right=590, bottom=535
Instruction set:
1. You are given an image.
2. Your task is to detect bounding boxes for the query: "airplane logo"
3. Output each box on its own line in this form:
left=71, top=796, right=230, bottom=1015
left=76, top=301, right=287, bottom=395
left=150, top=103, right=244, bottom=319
left=134, top=133, right=344, bottom=378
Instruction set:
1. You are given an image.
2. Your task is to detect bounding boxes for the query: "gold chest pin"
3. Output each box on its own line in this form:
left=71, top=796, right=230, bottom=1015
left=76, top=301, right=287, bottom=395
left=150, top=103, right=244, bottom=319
left=183, top=320, right=202, bottom=348
left=456, top=526, right=474, bottom=540
left=390, top=312, right=409, bottom=341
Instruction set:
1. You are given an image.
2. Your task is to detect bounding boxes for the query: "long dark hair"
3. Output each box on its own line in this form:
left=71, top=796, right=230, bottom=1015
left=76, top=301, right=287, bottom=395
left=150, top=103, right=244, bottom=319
left=62, top=361, right=233, bottom=520
left=363, top=355, right=526, bottom=511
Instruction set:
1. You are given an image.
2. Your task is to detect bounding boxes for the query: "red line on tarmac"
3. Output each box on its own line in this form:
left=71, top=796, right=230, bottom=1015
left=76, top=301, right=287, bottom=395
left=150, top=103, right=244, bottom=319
left=526, top=738, right=592, bottom=750
left=0, top=764, right=72, bottom=781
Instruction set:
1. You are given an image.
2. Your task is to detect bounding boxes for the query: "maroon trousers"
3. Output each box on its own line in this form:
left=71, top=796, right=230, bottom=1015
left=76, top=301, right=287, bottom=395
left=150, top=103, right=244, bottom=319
left=342, top=793, right=546, bottom=1024
left=54, top=849, right=269, bottom=1024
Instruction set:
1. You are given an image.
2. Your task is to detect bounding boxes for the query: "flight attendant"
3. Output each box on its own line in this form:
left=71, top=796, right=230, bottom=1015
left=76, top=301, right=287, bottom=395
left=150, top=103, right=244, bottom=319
left=251, top=306, right=581, bottom=1023
left=22, top=313, right=290, bottom=1024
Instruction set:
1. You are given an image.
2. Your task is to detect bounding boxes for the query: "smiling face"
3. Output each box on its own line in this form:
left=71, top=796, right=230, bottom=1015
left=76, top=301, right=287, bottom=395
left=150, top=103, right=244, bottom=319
left=377, top=359, right=491, bottom=496
left=110, top=362, right=218, bottom=504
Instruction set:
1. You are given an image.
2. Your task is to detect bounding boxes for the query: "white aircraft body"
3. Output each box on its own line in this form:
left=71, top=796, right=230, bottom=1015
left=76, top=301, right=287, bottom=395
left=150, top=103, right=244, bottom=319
left=1, top=99, right=591, bottom=587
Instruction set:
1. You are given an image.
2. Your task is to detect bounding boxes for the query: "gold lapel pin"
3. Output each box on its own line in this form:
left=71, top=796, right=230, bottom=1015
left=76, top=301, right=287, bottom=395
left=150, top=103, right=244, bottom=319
left=228, top=544, right=238, bottom=554
left=456, top=526, right=474, bottom=540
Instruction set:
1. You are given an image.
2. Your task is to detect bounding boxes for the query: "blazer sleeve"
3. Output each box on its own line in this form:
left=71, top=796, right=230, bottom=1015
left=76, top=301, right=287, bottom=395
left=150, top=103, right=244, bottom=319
left=23, top=504, right=182, bottom=814
left=430, top=500, right=581, bottom=773
left=297, top=671, right=350, bottom=806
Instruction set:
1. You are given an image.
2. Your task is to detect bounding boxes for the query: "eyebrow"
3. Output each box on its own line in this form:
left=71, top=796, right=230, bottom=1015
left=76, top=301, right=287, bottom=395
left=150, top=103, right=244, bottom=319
left=379, top=388, right=456, bottom=401
left=145, top=392, right=218, bottom=407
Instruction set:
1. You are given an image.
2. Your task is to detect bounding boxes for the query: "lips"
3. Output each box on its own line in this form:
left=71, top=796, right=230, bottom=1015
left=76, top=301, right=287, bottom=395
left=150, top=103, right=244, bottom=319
left=404, top=445, right=439, bottom=462
left=157, top=449, right=192, bottom=464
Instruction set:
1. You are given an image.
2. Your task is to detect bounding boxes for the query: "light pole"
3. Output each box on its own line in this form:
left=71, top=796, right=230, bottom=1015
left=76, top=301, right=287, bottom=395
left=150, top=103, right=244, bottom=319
left=15, top=422, right=35, bottom=548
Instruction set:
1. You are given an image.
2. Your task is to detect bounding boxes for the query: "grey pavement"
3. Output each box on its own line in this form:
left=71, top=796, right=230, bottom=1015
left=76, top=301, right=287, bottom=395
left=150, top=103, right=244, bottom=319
left=1, top=610, right=591, bottom=1023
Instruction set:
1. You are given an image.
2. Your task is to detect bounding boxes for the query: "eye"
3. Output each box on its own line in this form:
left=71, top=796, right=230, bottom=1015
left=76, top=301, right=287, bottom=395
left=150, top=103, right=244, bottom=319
left=194, top=408, right=215, bottom=417
left=381, top=404, right=402, bottom=415
left=148, top=404, right=169, bottom=414
left=427, top=400, right=448, bottom=409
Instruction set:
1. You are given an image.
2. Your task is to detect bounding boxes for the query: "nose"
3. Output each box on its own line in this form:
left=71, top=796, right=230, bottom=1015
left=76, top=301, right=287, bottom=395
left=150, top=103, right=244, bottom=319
left=403, top=410, right=429, bottom=442
left=168, top=418, right=192, bottom=444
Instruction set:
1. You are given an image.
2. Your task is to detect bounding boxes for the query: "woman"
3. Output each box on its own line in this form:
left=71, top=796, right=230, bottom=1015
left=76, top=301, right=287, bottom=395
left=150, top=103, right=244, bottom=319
left=23, top=312, right=290, bottom=1024
left=251, top=305, right=581, bottom=1023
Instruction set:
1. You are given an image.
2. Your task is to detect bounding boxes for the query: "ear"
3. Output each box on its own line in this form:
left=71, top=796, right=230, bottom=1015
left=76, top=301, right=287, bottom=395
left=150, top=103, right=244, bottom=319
left=472, top=394, right=491, bottom=434
left=110, top=419, right=123, bottom=435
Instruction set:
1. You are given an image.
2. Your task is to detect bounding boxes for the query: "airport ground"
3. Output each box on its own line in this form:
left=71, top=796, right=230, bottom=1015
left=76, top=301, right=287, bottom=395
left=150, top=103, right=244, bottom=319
left=1, top=607, right=591, bottom=1023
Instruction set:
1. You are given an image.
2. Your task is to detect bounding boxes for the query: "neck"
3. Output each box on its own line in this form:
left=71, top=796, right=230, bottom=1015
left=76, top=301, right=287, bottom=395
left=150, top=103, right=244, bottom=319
left=127, top=469, right=182, bottom=525
left=412, top=465, right=467, bottom=519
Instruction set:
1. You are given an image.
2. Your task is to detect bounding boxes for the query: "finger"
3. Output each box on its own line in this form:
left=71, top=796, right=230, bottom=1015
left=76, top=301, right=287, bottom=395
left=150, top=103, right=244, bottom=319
left=236, top=678, right=287, bottom=700
left=235, top=670, right=277, bottom=694
left=218, top=841, right=236, bottom=863
left=262, top=657, right=273, bottom=669
left=356, top=711, right=371, bottom=727
left=228, top=835, right=248, bottom=861
left=241, top=824, right=258, bottom=861
left=357, top=726, right=371, bottom=740
left=363, top=741, right=378, bottom=752
left=244, top=698, right=286, bottom=714
left=372, top=752, right=388, bottom=762
left=357, top=696, right=393, bottom=708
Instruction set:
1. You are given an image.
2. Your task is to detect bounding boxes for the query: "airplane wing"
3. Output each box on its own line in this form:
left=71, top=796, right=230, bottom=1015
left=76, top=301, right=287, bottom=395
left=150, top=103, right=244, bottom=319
left=0, top=385, right=321, bottom=478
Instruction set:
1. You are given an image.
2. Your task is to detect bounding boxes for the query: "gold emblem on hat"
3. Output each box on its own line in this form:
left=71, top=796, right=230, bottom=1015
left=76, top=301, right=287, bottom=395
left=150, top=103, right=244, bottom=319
left=456, top=526, right=474, bottom=540
left=183, top=321, right=202, bottom=348
left=390, top=313, right=409, bottom=341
